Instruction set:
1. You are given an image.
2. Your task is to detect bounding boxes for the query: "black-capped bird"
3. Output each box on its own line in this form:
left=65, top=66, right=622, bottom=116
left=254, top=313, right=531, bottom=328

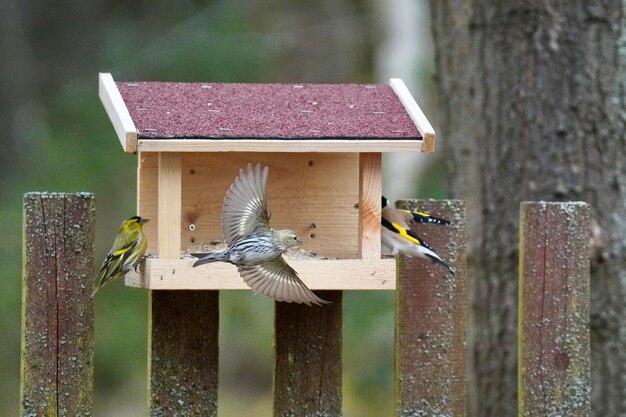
left=381, top=196, right=454, bottom=274
left=193, top=163, right=328, bottom=306
left=91, top=216, right=149, bottom=300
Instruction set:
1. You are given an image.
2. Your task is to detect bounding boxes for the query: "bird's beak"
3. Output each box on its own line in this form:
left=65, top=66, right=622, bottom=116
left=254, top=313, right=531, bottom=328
left=141, top=218, right=150, bottom=225
left=297, top=238, right=303, bottom=245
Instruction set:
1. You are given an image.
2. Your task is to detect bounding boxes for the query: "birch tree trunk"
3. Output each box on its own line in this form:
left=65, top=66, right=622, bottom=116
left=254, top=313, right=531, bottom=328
left=429, top=2, right=626, bottom=416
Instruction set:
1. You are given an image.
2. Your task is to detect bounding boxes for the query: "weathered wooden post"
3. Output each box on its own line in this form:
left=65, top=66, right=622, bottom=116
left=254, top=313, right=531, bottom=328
left=149, top=289, right=219, bottom=415
left=21, top=192, right=96, bottom=416
left=274, top=291, right=343, bottom=417
left=395, top=199, right=467, bottom=417
left=518, top=202, right=591, bottom=417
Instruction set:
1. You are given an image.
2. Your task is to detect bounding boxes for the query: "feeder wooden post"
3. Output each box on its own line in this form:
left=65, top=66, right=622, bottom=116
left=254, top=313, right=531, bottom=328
left=518, top=202, right=590, bottom=417
left=395, top=200, right=467, bottom=417
left=274, top=291, right=343, bottom=417
left=148, top=153, right=219, bottom=416
left=21, top=192, right=95, bottom=417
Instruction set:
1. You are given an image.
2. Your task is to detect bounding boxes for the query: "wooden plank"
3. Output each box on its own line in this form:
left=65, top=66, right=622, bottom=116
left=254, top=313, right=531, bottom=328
left=126, top=258, right=396, bottom=290
left=395, top=199, right=466, bottom=417
left=137, top=152, right=360, bottom=259
left=148, top=290, right=219, bottom=416
left=389, top=78, right=436, bottom=153
left=358, top=153, right=382, bottom=259
left=21, top=192, right=95, bottom=417
left=98, top=73, right=138, bottom=152
left=274, top=291, right=343, bottom=417
left=157, top=152, right=182, bottom=258
left=137, top=138, right=425, bottom=153
left=518, top=202, right=590, bottom=417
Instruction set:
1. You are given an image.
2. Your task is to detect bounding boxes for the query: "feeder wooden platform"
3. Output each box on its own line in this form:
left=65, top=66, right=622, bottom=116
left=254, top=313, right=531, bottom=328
left=98, top=72, right=436, bottom=291
left=126, top=258, right=396, bottom=290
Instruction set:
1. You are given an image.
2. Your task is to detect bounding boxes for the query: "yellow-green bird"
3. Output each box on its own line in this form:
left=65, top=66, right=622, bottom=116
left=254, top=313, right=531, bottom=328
left=90, top=216, right=149, bottom=300
left=193, top=163, right=328, bottom=306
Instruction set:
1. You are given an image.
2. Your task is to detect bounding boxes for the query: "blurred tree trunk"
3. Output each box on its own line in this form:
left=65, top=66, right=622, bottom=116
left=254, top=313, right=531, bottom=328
left=0, top=0, right=38, bottom=174
left=429, top=2, right=625, bottom=417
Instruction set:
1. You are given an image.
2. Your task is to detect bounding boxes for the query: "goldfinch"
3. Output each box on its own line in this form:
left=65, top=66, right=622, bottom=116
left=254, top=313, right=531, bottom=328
left=381, top=196, right=454, bottom=274
left=193, top=163, right=328, bottom=306
left=91, top=216, right=149, bottom=300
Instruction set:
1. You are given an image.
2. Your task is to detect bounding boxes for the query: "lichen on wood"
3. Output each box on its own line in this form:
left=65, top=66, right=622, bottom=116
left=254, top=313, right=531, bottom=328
left=148, top=290, right=219, bottom=417
left=394, top=199, right=467, bottom=417
left=20, top=192, right=95, bottom=417
left=274, top=291, right=342, bottom=417
left=518, top=202, right=591, bottom=417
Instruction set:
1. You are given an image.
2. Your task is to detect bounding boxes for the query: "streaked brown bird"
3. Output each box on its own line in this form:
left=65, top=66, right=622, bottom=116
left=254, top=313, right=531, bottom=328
left=193, top=163, right=328, bottom=306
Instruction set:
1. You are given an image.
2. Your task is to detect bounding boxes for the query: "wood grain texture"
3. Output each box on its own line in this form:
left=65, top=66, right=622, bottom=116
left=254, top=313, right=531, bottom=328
left=98, top=73, right=137, bottom=152
left=358, top=153, right=382, bottom=259
left=157, top=152, right=181, bottom=258
left=148, top=290, right=219, bottom=416
left=126, top=258, right=396, bottom=290
left=139, top=152, right=360, bottom=259
left=137, top=139, right=425, bottom=153
left=21, top=192, right=95, bottom=417
left=395, top=200, right=466, bottom=417
left=274, top=291, right=342, bottom=417
left=389, top=78, right=435, bottom=153
left=518, top=202, right=590, bottom=417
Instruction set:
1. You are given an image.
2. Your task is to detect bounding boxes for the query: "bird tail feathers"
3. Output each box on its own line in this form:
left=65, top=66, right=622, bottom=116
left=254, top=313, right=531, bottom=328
left=425, top=253, right=455, bottom=275
left=192, top=251, right=228, bottom=267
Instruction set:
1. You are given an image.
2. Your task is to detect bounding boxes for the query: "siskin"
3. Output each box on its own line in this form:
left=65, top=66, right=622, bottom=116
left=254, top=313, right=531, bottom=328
left=381, top=196, right=454, bottom=274
left=193, top=163, right=328, bottom=306
left=90, top=216, right=149, bottom=300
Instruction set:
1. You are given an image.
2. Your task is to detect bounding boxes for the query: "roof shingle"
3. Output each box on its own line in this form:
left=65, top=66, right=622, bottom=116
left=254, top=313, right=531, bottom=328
left=116, top=81, right=422, bottom=140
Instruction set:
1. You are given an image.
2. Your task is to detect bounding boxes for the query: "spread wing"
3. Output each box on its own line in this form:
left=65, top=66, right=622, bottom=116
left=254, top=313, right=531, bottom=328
left=238, top=257, right=329, bottom=306
left=222, top=163, right=271, bottom=245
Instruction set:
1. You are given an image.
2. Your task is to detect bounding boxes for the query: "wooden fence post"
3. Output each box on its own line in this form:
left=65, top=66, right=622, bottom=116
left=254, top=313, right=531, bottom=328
left=395, top=199, right=467, bottom=417
left=21, top=192, right=96, bottom=416
left=518, top=202, right=591, bottom=417
left=149, top=290, right=219, bottom=416
left=274, top=292, right=343, bottom=417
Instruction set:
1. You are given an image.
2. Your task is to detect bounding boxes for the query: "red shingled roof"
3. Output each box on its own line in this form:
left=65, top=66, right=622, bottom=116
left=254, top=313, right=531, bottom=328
left=116, top=82, right=421, bottom=140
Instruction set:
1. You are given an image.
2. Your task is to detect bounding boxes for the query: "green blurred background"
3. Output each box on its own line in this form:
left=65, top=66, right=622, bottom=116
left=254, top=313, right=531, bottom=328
left=0, top=1, right=445, bottom=415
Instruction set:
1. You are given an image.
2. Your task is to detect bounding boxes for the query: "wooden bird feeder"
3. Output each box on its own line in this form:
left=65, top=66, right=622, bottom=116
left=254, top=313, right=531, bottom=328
left=98, top=72, right=436, bottom=292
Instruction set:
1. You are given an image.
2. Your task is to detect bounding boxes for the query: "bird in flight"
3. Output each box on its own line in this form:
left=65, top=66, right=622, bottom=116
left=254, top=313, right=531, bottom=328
left=193, top=163, right=328, bottom=305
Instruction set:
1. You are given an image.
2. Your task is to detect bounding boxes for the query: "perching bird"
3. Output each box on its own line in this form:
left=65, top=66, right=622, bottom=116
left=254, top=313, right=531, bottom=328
left=193, top=163, right=328, bottom=306
left=91, top=216, right=149, bottom=300
left=381, top=196, right=454, bottom=274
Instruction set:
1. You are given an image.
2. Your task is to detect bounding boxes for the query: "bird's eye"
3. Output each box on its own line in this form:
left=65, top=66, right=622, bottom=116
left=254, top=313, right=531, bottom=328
left=293, top=236, right=297, bottom=240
